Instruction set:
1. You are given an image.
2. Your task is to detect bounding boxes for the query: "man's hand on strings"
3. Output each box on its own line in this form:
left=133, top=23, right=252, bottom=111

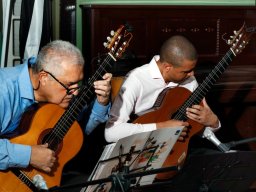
left=30, top=143, right=56, bottom=173
left=94, top=73, right=112, bottom=105
left=186, top=98, right=219, bottom=128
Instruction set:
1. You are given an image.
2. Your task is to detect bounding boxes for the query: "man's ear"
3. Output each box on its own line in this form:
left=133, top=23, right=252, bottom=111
left=164, top=62, right=173, bottom=72
left=38, top=71, right=48, bottom=86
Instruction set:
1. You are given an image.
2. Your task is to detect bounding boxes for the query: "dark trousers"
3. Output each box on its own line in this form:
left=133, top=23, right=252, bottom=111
left=133, top=150, right=256, bottom=192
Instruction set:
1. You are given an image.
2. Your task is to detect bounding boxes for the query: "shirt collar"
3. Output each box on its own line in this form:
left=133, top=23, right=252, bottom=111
left=149, top=55, right=179, bottom=87
left=18, top=59, right=35, bottom=101
left=149, top=55, right=163, bottom=79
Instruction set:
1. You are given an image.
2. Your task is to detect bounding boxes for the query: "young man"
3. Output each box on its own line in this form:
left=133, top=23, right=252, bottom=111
left=105, top=35, right=220, bottom=142
left=103, top=35, right=256, bottom=192
left=0, top=40, right=112, bottom=173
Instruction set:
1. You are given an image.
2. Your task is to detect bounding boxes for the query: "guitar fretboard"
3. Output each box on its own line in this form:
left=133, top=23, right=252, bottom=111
left=45, top=53, right=115, bottom=150
left=173, top=49, right=235, bottom=121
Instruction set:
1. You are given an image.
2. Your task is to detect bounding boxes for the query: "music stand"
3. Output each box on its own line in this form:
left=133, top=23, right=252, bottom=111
left=49, top=127, right=183, bottom=192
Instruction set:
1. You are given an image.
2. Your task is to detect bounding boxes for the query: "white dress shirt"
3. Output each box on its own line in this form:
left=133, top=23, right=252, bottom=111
left=105, top=56, right=202, bottom=142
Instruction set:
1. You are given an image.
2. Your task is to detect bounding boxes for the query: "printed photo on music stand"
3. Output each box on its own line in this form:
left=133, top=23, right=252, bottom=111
left=83, top=127, right=183, bottom=192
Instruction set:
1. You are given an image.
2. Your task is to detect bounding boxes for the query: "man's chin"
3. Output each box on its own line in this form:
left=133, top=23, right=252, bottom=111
left=59, top=102, right=69, bottom=109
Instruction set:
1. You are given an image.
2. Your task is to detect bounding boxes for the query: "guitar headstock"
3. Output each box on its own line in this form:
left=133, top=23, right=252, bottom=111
left=227, top=23, right=255, bottom=55
left=103, top=25, right=133, bottom=60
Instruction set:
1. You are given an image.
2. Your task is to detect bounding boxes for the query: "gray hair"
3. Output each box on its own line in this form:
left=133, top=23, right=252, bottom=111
left=31, top=40, right=84, bottom=75
left=160, top=35, right=197, bottom=67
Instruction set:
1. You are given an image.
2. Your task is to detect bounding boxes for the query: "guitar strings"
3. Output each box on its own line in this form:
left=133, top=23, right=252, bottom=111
left=25, top=55, right=114, bottom=182
left=174, top=49, right=233, bottom=120
left=44, top=54, right=113, bottom=147
left=40, top=47, right=233, bottom=164
left=26, top=47, right=234, bottom=183
left=176, top=49, right=233, bottom=119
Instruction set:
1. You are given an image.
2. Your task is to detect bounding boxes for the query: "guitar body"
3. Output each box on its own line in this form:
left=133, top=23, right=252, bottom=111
left=0, top=104, right=83, bottom=192
left=133, top=87, right=204, bottom=180
left=134, top=23, right=253, bottom=180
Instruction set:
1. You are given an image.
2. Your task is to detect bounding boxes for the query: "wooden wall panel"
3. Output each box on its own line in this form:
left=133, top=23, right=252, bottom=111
left=81, top=5, right=256, bottom=150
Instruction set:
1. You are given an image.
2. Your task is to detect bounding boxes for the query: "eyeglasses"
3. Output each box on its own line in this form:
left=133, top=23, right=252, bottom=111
left=43, top=70, right=82, bottom=95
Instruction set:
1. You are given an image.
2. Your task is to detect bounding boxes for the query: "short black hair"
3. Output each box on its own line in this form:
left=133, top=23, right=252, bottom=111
left=160, top=35, right=198, bottom=67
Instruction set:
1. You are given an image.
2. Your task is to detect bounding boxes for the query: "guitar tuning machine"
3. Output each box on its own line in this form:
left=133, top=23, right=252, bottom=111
left=107, top=36, right=111, bottom=41
left=103, top=42, right=108, bottom=47
left=222, top=33, right=230, bottom=45
left=110, top=30, right=115, bottom=36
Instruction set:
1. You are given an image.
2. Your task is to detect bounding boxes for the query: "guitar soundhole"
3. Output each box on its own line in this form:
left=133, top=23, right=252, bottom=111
left=39, top=128, right=63, bottom=154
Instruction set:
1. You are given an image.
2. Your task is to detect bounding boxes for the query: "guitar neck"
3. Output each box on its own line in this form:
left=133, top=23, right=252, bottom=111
left=47, top=54, right=115, bottom=150
left=43, top=23, right=133, bottom=150
left=173, top=49, right=235, bottom=121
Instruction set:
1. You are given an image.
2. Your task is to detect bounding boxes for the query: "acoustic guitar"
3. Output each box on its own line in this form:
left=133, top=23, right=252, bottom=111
left=133, top=23, right=255, bottom=180
left=0, top=25, right=133, bottom=192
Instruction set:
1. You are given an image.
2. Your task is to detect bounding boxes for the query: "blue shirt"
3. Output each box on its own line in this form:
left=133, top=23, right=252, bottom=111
left=0, top=59, right=110, bottom=170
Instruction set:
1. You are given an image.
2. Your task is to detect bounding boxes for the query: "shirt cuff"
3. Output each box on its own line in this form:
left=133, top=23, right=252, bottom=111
left=93, top=99, right=111, bottom=117
left=10, top=144, right=31, bottom=168
left=143, top=123, right=157, bottom=132
left=84, top=100, right=111, bottom=135
left=206, top=120, right=221, bottom=132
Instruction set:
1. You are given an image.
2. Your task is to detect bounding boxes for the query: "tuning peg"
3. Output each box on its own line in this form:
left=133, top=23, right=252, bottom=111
left=234, top=30, right=238, bottom=35
left=103, top=42, right=108, bottom=47
left=110, top=30, right=115, bottom=36
left=107, top=36, right=111, bottom=41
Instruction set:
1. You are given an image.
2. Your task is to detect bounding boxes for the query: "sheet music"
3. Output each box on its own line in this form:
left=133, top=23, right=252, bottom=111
left=83, top=126, right=183, bottom=192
